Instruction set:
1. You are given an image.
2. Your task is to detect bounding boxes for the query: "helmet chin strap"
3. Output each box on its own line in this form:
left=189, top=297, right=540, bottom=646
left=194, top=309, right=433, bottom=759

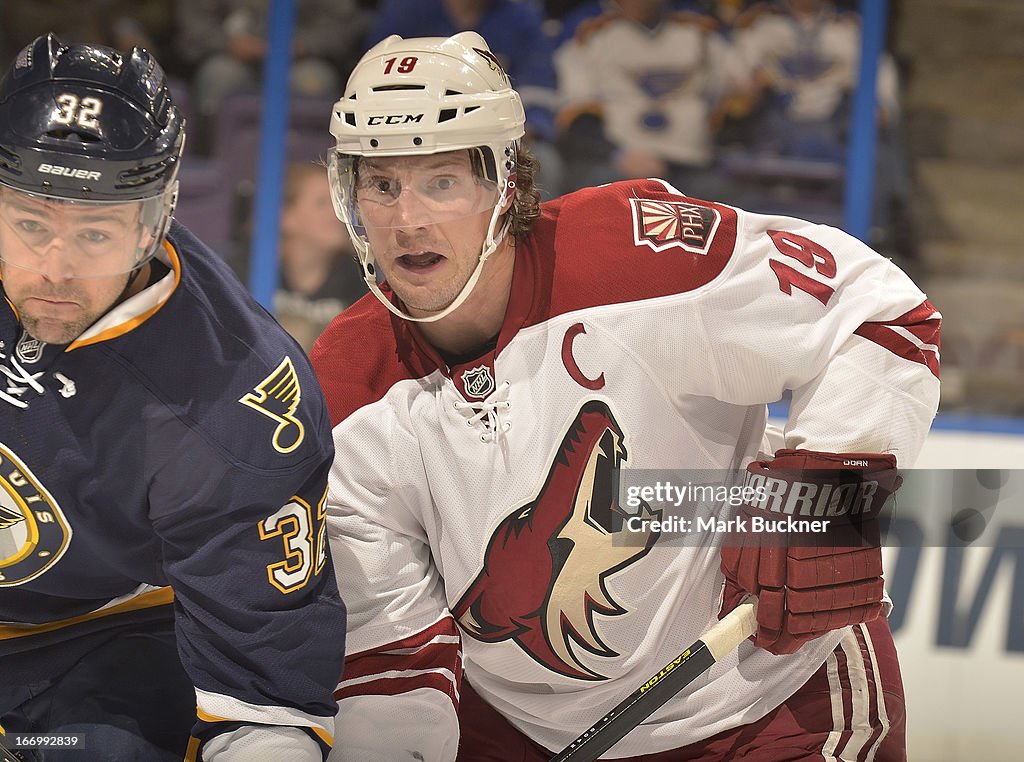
left=360, top=182, right=512, bottom=324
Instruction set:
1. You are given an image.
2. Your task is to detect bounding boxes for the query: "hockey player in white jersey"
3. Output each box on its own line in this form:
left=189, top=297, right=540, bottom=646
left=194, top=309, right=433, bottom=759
left=313, top=31, right=939, bottom=761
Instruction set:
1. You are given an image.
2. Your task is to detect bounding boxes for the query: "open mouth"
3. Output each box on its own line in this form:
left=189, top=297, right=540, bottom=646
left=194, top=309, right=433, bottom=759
left=588, top=429, right=625, bottom=533
left=396, top=251, right=445, bottom=271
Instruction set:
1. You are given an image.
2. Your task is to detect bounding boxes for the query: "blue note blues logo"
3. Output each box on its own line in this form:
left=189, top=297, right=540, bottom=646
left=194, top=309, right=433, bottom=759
left=239, top=357, right=306, bottom=454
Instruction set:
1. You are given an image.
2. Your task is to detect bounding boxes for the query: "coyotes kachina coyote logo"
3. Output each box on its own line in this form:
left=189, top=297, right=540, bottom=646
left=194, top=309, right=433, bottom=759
left=453, top=400, right=660, bottom=680
left=472, top=47, right=510, bottom=86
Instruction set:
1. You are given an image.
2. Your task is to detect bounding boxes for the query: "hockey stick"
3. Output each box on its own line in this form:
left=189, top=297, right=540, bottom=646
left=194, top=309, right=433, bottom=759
left=0, top=740, right=23, bottom=762
left=550, top=597, right=758, bottom=762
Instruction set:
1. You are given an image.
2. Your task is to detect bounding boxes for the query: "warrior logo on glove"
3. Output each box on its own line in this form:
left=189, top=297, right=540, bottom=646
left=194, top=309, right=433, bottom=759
left=719, top=449, right=901, bottom=655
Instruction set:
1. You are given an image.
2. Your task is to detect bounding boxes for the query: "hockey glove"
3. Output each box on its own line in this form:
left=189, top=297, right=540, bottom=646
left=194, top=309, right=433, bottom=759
left=719, top=449, right=901, bottom=655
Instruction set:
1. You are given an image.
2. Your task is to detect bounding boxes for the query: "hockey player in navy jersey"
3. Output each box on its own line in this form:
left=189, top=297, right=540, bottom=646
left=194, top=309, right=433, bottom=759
left=0, top=35, right=346, bottom=760
left=313, top=32, right=939, bottom=761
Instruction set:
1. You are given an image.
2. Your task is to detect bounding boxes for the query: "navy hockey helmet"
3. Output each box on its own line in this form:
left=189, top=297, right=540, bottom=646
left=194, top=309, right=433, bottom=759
left=0, top=34, right=183, bottom=276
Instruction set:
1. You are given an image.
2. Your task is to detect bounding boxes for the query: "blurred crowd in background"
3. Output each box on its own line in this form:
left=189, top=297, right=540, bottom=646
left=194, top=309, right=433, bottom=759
left=0, top=0, right=910, bottom=354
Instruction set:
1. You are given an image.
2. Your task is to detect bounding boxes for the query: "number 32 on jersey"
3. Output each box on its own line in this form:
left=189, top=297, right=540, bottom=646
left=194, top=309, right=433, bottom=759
left=258, top=493, right=328, bottom=594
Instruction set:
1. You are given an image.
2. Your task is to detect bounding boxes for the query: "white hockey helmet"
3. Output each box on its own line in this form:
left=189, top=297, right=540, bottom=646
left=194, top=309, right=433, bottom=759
left=328, top=32, right=526, bottom=322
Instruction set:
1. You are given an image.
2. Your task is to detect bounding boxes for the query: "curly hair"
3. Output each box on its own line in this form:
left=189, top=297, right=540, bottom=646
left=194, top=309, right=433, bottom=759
left=506, top=144, right=542, bottom=239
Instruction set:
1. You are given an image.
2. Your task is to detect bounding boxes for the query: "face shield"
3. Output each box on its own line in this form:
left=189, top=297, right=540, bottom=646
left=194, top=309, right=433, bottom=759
left=328, top=148, right=514, bottom=323
left=0, top=183, right=176, bottom=280
left=329, top=149, right=502, bottom=246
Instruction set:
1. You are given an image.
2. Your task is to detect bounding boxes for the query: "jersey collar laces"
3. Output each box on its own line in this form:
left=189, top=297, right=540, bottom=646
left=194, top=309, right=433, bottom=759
left=0, top=348, right=46, bottom=408
left=454, top=380, right=511, bottom=443
left=0, top=345, right=76, bottom=408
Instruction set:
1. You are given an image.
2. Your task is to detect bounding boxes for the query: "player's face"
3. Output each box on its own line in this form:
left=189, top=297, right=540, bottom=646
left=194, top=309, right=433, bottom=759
left=354, top=152, right=500, bottom=316
left=0, top=189, right=145, bottom=343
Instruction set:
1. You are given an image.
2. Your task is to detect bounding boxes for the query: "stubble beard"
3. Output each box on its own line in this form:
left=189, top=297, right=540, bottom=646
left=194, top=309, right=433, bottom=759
left=403, top=276, right=466, bottom=316
left=16, top=275, right=129, bottom=345
left=379, top=247, right=473, bottom=317
left=21, top=310, right=95, bottom=345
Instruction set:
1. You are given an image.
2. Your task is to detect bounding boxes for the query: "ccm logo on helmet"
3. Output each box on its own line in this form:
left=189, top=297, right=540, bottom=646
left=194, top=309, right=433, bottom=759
left=38, top=163, right=101, bottom=181
left=367, top=113, right=424, bottom=126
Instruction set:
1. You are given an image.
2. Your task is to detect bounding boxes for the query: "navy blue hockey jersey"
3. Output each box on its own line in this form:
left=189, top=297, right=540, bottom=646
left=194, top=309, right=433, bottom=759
left=0, top=221, right=346, bottom=752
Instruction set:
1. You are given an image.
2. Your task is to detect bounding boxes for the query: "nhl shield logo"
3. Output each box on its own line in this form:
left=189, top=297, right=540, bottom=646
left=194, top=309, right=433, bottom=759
left=15, top=333, right=45, bottom=364
left=0, top=444, right=72, bottom=586
left=630, top=198, right=721, bottom=255
left=461, top=365, right=495, bottom=399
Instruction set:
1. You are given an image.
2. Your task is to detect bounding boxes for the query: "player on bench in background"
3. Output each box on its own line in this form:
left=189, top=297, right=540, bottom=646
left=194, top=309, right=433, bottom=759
left=313, top=31, right=939, bottom=762
left=0, top=35, right=345, bottom=761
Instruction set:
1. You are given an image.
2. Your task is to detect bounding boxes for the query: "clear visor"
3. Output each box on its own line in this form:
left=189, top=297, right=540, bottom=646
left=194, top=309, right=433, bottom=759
left=329, top=150, right=501, bottom=236
left=0, top=184, right=175, bottom=280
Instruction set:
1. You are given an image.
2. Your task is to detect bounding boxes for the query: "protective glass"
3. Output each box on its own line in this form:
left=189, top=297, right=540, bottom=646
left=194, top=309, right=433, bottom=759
left=0, top=184, right=175, bottom=279
left=329, top=151, right=501, bottom=235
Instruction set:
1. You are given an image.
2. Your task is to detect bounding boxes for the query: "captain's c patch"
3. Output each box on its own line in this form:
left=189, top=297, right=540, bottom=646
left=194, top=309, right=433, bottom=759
left=239, top=356, right=305, bottom=454
left=0, top=444, right=72, bottom=586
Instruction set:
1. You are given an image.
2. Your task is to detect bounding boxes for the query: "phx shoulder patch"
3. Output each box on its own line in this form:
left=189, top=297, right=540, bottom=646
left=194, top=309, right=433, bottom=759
left=629, top=198, right=721, bottom=256
left=239, top=356, right=306, bottom=454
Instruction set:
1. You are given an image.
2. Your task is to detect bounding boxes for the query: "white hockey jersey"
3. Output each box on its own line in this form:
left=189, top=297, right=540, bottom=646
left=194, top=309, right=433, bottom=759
left=311, top=179, right=940, bottom=760
left=733, top=6, right=899, bottom=122
left=554, top=11, right=748, bottom=166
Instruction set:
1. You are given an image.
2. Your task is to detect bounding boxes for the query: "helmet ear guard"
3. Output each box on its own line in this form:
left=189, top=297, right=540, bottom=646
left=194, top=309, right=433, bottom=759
left=328, top=32, right=526, bottom=323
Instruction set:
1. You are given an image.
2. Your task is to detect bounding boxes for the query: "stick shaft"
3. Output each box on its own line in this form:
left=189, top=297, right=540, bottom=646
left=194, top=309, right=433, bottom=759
left=550, top=598, right=757, bottom=762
